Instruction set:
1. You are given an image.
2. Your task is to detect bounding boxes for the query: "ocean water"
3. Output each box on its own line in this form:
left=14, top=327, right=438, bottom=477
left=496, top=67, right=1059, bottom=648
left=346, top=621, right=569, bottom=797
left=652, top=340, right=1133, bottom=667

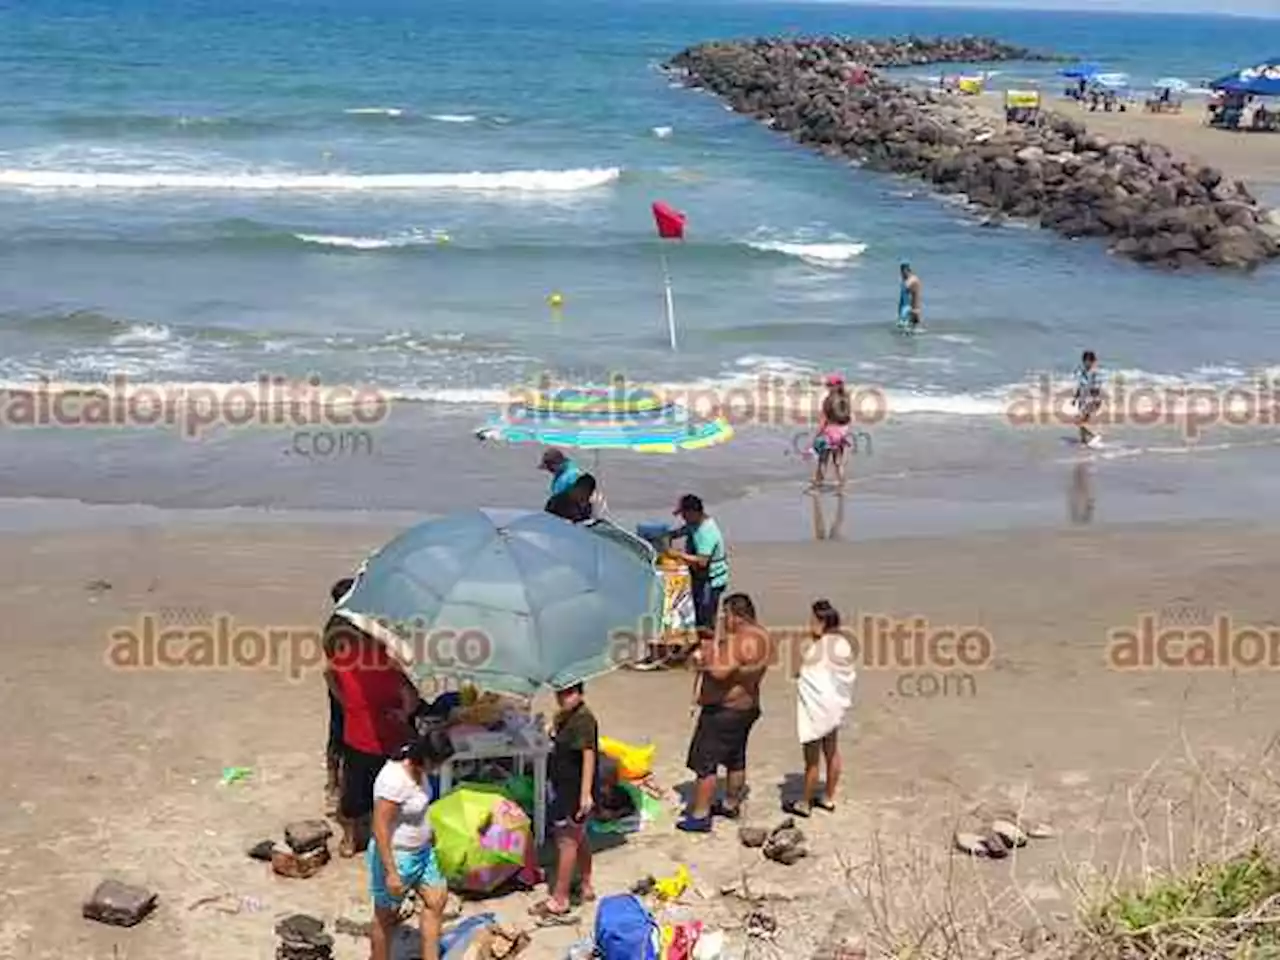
left=1, top=0, right=1278, bottom=525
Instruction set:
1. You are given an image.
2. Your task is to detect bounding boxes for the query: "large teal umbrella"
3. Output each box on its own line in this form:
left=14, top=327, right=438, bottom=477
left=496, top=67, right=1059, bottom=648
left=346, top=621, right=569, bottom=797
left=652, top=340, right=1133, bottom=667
left=336, top=510, right=662, bottom=695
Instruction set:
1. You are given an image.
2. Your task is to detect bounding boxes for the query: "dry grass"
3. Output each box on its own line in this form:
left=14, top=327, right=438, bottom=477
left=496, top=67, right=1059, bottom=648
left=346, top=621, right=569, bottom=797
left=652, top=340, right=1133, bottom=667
left=804, top=736, right=1280, bottom=960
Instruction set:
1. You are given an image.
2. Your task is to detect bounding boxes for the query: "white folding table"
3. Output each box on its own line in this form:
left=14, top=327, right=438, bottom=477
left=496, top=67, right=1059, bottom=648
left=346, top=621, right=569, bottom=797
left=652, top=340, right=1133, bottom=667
left=436, top=727, right=553, bottom=846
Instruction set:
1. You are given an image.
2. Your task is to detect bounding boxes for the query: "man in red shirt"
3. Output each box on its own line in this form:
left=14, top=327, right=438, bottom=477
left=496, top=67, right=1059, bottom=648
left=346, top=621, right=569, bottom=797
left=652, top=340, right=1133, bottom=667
left=325, top=610, right=420, bottom=857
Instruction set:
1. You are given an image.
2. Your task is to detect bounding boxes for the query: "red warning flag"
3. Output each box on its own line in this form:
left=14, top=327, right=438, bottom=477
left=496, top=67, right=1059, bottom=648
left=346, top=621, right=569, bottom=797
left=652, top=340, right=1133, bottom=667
left=651, top=201, right=686, bottom=240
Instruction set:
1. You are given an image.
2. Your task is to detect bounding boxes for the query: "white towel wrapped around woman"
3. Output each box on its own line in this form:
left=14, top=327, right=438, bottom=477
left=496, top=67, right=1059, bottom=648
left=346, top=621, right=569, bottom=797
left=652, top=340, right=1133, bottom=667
left=796, top=631, right=856, bottom=744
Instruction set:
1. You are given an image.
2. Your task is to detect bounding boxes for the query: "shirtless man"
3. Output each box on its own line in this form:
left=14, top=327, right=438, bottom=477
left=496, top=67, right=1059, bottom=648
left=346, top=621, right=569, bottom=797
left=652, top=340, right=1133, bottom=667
left=677, top=593, right=773, bottom=833
left=898, top=263, right=922, bottom=332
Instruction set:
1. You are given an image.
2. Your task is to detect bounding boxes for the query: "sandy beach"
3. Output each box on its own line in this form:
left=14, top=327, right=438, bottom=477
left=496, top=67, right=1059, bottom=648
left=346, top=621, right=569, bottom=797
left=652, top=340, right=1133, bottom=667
left=978, top=90, right=1280, bottom=190
left=6, top=516, right=1280, bottom=958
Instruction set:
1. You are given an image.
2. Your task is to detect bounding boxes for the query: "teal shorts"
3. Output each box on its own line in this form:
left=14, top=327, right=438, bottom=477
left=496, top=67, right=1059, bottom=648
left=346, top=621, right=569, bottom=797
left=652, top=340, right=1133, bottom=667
left=366, top=842, right=446, bottom=910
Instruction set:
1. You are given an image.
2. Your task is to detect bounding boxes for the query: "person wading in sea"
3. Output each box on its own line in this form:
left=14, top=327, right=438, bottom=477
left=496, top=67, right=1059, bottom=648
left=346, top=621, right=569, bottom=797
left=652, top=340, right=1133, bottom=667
left=1073, top=349, right=1104, bottom=448
left=811, top=374, right=853, bottom=490
left=898, top=263, right=922, bottom=332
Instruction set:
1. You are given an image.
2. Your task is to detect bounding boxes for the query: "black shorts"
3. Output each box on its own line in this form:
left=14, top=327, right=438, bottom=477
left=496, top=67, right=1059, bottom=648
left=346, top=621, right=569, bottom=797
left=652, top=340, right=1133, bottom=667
left=339, top=745, right=385, bottom=820
left=686, top=705, right=760, bottom=778
left=692, top=581, right=723, bottom=635
left=548, top=783, right=584, bottom=827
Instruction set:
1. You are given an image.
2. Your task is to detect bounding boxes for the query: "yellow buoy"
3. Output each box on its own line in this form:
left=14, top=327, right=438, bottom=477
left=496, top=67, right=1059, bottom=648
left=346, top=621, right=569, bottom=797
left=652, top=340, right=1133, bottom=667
left=547, top=292, right=564, bottom=308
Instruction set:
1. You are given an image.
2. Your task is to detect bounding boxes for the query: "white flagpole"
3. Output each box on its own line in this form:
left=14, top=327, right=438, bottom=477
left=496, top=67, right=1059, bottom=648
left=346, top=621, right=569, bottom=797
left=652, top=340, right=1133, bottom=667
left=660, top=248, right=677, bottom=351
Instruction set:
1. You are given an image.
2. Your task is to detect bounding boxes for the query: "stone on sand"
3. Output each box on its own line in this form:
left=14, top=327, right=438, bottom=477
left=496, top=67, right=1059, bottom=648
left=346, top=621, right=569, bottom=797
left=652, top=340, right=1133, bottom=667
left=990, top=818, right=1028, bottom=848
left=246, top=838, right=276, bottom=861
left=276, top=914, right=334, bottom=960
left=271, top=843, right=330, bottom=879
left=953, top=831, right=988, bottom=856
left=82, top=879, right=158, bottom=927
left=763, top=820, right=809, bottom=864
left=284, top=819, right=333, bottom=855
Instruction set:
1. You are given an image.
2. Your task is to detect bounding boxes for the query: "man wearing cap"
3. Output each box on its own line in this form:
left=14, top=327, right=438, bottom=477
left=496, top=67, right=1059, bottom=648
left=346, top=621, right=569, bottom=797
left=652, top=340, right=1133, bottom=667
left=673, top=495, right=729, bottom=644
left=540, top=448, right=581, bottom=498
left=898, top=263, right=922, bottom=332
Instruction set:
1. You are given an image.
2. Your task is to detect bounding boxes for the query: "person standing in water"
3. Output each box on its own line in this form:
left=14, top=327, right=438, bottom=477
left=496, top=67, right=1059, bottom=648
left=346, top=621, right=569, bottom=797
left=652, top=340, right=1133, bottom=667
left=811, top=374, right=852, bottom=490
left=1074, top=350, right=1104, bottom=447
left=897, top=263, right=922, bottom=332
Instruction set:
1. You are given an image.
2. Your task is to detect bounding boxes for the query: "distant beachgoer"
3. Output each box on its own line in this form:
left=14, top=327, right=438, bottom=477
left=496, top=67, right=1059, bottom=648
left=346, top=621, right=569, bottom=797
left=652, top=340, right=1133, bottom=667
left=1074, top=349, right=1103, bottom=447
left=678, top=592, right=771, bottom=833
left=898, top=263, right=922, bottom=331
left=367, top=728, right=455, bottom=960
left=541, top=448, right=581, bottom=498
left=323, top=577, right=356, bottom=814
left=673, top=494, right=730, bottom=644
left=812, top=375, right=853, bottom=490
left=787, top=599, right=855, bottom=817
left=328, top=623, right=419, bottom=857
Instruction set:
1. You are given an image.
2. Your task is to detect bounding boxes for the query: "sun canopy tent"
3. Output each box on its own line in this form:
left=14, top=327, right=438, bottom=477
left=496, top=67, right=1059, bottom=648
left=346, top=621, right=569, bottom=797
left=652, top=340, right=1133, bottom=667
left=1211, top=58, right=1280, bottom=96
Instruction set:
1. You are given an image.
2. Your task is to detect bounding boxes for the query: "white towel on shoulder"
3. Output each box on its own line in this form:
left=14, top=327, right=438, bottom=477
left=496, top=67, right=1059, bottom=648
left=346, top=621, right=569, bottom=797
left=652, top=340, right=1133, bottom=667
left=797, top=632, right=856, bottom=744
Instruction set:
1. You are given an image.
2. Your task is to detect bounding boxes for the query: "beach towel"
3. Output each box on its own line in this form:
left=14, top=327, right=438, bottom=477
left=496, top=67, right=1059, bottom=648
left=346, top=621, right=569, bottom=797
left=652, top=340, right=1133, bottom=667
left=796, top=632, right=856, bottom=744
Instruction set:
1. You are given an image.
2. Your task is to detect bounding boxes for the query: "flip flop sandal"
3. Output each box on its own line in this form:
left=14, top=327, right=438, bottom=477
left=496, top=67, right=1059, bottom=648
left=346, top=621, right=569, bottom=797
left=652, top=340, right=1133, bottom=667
left=529, top=902, right=577, bottom=926
left=813, top=799, right=837, bottom=812
left=782, top=801, right=812, bottom=818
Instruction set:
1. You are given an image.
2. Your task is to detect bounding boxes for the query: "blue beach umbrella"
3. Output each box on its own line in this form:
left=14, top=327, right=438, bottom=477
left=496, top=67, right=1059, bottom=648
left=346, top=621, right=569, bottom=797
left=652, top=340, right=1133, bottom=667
left=475, top=385, right=733, bottom=454
left=1211, top=58, right=1280, bottom=96
left=336, top=510, right=662, bottom=696
left=1060, top=62, right=1102, bottom=80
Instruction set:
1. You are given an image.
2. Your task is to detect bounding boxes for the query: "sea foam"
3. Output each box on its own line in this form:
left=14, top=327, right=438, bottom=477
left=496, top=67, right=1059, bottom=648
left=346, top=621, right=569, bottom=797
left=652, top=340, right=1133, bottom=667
left=745, top=239, right=869, bottom=265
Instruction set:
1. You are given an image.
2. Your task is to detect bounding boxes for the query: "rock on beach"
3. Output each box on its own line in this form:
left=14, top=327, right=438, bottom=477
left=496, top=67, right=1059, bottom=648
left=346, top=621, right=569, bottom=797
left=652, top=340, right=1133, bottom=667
left=666, top=36, right=1278, bottom=270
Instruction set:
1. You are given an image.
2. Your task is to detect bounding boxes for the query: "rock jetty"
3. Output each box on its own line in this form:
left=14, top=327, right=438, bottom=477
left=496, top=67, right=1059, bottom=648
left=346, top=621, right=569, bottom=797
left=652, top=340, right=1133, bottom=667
left=667, top=38, right=1278, bottom=270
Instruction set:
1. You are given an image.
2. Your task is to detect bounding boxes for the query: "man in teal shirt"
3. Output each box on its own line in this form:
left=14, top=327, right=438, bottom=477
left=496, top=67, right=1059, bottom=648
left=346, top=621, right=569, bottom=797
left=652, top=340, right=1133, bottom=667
left=541, top=448, right=581, bottom=498
left=674, top=494, right=730, bottom=641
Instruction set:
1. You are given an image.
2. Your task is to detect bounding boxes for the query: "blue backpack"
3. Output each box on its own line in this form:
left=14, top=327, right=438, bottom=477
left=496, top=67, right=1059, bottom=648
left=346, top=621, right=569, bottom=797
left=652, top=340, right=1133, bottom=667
left=594, top=894, right=659, bottom=960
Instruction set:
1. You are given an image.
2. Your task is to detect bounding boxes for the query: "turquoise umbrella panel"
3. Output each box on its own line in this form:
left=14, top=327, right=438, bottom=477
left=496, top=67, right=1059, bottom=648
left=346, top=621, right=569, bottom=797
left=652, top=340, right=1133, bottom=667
left=337, top=511, right=662, bottom=694
left=481, top=415, right=731, bottom=449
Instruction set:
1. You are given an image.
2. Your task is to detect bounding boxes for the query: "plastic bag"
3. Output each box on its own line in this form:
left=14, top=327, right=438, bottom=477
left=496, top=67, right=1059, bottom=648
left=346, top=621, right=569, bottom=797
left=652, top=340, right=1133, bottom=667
left=653, top=864, right=691, bottom=901
left=599, top=736, right=656, bottom=781
left=441, top=912, right=496, bottom=958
